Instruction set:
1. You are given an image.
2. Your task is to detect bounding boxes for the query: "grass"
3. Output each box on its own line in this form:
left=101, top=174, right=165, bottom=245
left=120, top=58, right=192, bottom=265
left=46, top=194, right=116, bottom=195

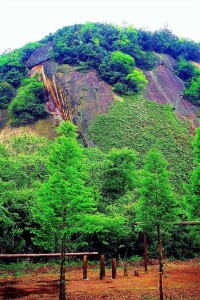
left=0, top=257, right=101, bottom=278
left=0, top=117, right=58, bottom=143
left=87, top=94, right=194, bottom=197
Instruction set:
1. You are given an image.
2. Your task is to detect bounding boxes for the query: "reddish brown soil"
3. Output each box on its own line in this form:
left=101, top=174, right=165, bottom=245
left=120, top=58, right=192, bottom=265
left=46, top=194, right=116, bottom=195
left=0, top=260, right=199, bottom=300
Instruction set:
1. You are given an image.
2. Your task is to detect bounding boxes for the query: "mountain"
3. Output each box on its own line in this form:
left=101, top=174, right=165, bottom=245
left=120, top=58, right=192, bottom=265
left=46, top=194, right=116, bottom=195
left=0, top=22, right=200, bottom=194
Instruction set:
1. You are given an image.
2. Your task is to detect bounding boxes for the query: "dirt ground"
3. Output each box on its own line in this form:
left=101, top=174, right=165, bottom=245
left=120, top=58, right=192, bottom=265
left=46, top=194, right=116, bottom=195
left=0, top=259, right=199, bottom=300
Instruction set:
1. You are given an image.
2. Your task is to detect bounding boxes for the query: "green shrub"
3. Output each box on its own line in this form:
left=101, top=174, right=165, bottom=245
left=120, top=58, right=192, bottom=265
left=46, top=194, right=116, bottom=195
left=0, top=82, right=15, bottom=108
left=9, top=77, right=48, bottom=126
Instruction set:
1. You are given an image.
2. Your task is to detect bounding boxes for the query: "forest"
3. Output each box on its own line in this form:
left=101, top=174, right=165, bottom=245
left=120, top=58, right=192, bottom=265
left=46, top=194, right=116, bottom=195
left=0, top=120, right=199, bottom=258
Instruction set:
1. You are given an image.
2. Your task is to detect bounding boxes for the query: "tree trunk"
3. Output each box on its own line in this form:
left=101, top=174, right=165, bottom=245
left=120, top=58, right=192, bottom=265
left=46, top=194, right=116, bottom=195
left=157, top=224, right=164, bottom=300
left=100, top=255, right=105, bottom=279
left=143, top=232, right=148, bottom=272
left=124, top=263, right=128, bottom=276
left=59, top=207, right=66, bottom=300
left=112, top=258, right=117, bottom=279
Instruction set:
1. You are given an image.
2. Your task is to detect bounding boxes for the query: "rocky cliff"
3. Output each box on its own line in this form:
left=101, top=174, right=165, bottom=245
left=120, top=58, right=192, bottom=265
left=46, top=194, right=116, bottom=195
left=145, top=54, right=199, bottom=131
left=27, top=47, right=199, bottom=137
left=30, top=60, right=114, bottom=144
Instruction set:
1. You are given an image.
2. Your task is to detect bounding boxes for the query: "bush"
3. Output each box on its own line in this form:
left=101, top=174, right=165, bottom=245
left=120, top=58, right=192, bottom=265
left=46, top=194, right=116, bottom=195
left=0, top=82, right=15, bottom=109
left=184, top=69, right=200, bottom=107
left=9, top=77, right=48, bottom=126
left=175, top=57, right=195, bottom=81
left=113, top=82, right=129, bottom=94
left=125, top=69, right=148, bottom=93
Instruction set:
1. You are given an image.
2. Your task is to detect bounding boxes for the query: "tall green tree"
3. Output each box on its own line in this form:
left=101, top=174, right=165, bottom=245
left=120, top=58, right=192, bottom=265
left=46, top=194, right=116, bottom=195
left=136, top=149, right=178, bottom=300
left=32, top=121, right=96, bottom=300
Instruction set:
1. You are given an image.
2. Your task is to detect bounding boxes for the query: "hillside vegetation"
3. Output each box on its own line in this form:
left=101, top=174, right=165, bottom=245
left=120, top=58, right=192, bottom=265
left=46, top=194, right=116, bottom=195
left=88, top=95, right=193, bottom=197
left=1, top=22, right=200, bottom=122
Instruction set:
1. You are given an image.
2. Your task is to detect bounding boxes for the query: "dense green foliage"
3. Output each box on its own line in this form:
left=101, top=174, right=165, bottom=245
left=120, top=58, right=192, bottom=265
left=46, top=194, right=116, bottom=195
left=49, top=23, right=150, bottom=94
left=47, top=23, right=200, bottom=70
left=175, top=57, right=195, bottom=81
left=9, top=77, right=48, bottom=126
left=174, top=57, right=200, bottom=107
left=31, top=121, right=99, bottom=252
left=136, top=149, right=178, bottom=232
left=184, top=69, right=200, bottom=107
left=0, top=120, right=199, bottom=258
left=0, top=42, right=43, bottom=121
left=0, top=82, right=15, bottom=109
left=0, top=42, right=41, bottom=87
left=138, top=27, right=200, bottom=61
left=88, top=95, right=194, bottom=197
left=100, top=148, right=137, bottom=203
left=0, top=135, right=49, bottom=253
left=50, top=23, right=156, bottom=70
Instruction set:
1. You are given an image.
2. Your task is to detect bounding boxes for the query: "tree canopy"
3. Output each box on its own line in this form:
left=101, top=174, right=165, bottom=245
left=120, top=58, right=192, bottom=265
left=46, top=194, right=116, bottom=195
left=136, top=149, right=179, bottom=232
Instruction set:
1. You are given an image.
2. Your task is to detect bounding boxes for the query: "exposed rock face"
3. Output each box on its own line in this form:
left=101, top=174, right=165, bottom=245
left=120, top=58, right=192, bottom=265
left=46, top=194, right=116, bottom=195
left=145, top=54, right=199, bottom=130
left=30, top=61, right=114, bottom=137
left=26, top=44, right=52, bottom=68
left=154, top=53, right=177, bottom=71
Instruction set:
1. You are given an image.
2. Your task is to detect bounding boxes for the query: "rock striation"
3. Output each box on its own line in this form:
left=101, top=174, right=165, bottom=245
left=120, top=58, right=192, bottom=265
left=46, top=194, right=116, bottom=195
left=145, top=54, right=199, bottom=130
left=29, top=60, right=114, bottom=140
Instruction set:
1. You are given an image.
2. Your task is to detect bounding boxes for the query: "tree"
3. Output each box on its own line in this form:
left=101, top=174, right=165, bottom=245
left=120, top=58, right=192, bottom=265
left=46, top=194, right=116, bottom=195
left=136, top=149, right=178, bottom=300
left=101, top=148, right=137, bottom=202
left=125, top=69, right=148, bottom=93
left=110, top=51, right=135, bottom=75
left=184, top=69, right=200, bottom=107
left=0, top=82, right=15, bottom=109
left=175, top=57, right=195, bottom=81
left=32, top=121, right=97, bottom=300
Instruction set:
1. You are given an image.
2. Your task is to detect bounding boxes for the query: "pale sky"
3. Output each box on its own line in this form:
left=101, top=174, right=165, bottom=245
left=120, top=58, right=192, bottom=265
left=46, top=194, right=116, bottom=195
left=1, top=0, right=200, bottom=54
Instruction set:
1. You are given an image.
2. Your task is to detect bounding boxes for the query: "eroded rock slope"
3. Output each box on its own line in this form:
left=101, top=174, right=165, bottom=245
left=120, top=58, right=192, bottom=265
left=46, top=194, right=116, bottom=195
left=30, top=61, right=113, bottom=141
left=145, top=54, right=199, bottom=130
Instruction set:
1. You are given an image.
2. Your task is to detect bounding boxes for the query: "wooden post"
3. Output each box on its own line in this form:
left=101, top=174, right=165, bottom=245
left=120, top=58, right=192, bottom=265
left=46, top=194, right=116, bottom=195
left=83, top=255, right=87, bottom=280
left=124, top=263, right=128, bottom=276
left=144, top=232, right=148, bottom=272
left=134, top=269, right=139, bottom=276
left=59, top=207, right=66, bottom=300
left=112, top=258, right=117, bottom=279
left=159, top=272, right=164, bottom=300
left=157, top=224, right=164, bottom=300
left=100, top=255, right=105, bottom=279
